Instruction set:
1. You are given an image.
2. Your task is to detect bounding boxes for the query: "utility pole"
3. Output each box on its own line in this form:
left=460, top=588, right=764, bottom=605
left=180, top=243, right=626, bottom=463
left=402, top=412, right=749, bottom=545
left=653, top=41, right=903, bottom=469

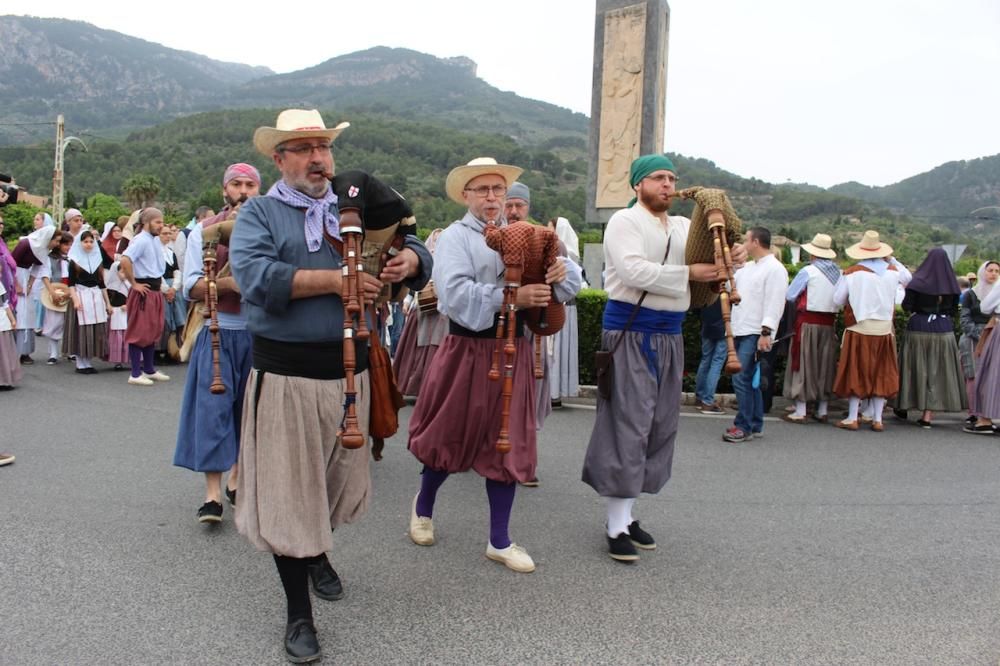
left=51, top=114, right=87, bottom=224
left=52, top=114, right=64, bottom=224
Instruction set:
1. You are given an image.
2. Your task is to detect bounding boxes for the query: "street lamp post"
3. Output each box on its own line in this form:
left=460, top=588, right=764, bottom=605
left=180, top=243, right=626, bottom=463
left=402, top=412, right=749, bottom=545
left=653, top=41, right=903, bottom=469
left=51, top=114, right=87, bottom=225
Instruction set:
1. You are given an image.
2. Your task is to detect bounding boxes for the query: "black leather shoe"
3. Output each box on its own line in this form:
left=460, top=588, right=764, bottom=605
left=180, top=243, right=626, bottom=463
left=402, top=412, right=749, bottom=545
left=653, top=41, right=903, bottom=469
left=225, top=486, right=236, bottom=507
left=627, top=520, right=656, bottom=550
left=284, top=618, right=321, bottom=664
left=607, top=533, right=639, bottom=562
left=307, top=556, right=345, bottom=601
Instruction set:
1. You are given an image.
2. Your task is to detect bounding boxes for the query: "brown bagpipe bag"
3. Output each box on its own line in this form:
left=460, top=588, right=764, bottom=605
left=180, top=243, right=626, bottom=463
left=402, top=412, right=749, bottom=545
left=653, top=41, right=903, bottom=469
left=679, top=186, right=743, bottom=308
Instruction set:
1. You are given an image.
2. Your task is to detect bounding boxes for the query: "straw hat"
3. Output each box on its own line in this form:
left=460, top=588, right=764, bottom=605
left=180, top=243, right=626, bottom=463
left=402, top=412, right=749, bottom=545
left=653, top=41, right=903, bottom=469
left=845, top=230, right=893, bottom=260
left=445, top=158, right=524, bottom=205
left=801, top=233, right=837, bottom=259
left=253, top=109, right=350, bottom=156
left=41, top=283, right=71, bottom=312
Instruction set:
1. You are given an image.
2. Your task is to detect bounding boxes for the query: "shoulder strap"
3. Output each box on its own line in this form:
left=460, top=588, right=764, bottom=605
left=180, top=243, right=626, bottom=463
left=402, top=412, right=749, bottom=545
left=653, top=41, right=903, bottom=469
left=608, top=237, right=672, bottom=355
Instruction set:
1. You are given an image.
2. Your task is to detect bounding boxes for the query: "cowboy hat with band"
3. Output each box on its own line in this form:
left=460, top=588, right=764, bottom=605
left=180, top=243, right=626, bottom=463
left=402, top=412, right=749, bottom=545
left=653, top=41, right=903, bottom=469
left=845, top=230, right=893, bottom=261
left=444, top=157, right=523, bottom=206
left=253, top=109, right=350, bottom=157
left=801, top=232, right=837, bottom=259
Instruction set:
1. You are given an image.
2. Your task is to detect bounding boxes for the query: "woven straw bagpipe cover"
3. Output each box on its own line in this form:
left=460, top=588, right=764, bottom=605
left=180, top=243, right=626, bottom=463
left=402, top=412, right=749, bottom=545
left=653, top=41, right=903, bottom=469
left=679, top=186, right=743, bottom=308
left=484, top=221, right=566, bottom=335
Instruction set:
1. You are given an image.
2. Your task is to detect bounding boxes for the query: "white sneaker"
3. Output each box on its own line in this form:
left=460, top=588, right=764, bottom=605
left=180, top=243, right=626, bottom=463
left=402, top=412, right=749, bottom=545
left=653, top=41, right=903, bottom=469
left=144, top=371, right=170, bottom=382
left=486, top=542, right=536, bottom=573
left=128, top=375, right=154, bottom=386
left=408, top=494, right=434, bottom=546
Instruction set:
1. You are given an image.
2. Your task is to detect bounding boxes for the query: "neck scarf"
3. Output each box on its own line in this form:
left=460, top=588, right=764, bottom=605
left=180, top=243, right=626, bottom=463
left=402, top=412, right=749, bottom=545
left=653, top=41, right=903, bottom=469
left=813, top=258, right=841, bottom=285
left=27, top=226, right=56, bottom=263
left=907, top=247, right=960, bottom=296
left=267, top=179, right=340, bottom=252
left=68, top=238, right=103, bottom=274
left=859, top=258, right=888, bottom=276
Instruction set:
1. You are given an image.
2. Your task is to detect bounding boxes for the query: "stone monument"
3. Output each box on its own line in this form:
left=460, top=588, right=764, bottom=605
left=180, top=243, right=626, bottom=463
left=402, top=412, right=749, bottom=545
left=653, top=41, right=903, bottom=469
left=586, top=0, right=670, bottom=227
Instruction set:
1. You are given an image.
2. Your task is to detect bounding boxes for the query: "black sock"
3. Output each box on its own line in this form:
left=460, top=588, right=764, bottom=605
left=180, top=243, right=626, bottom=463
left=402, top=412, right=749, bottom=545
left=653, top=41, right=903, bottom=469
left=273, top=554, right=312, bottom=624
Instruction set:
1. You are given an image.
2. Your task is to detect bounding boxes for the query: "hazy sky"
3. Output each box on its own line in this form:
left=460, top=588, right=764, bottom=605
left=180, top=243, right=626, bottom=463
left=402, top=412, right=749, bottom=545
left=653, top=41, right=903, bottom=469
left=8, top=0, right=1000, bottom=188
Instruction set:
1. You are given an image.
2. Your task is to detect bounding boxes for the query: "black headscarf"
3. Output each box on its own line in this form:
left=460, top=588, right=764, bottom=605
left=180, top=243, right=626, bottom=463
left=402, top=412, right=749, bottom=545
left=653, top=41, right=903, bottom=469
left=906, top=247, right=961, bottom=296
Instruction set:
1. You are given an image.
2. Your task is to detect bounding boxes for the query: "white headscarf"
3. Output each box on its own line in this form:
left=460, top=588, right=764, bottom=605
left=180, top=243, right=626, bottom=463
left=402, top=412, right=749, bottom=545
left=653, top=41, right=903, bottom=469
left=101, top=221, right=116, bottom=241
left=554, top=217, right=580, bottom=265
left=973, top=260, right=999, bottom=302
left=27, top=226, right=56, bottom=263
left=67, top=233, right=103, bottom=273
left=105, top=260, right=130, bottom=297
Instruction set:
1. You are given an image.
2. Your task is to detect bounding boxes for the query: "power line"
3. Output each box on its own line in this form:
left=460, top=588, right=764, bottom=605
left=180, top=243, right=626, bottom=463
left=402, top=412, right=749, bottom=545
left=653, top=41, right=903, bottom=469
left=0, top=121, right=58, bottom=127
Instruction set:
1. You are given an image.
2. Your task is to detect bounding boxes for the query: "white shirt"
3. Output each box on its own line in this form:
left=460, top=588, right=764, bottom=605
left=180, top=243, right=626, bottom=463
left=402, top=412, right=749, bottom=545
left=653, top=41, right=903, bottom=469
left=730, top=253, right=789, bottom=336
left=602, top=203, right=691, bottom=312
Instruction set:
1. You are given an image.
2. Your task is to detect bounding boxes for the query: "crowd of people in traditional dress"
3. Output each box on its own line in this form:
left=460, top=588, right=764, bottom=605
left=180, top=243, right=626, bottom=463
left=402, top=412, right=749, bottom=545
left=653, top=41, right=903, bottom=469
left=2, top=109, right=998, bottom=662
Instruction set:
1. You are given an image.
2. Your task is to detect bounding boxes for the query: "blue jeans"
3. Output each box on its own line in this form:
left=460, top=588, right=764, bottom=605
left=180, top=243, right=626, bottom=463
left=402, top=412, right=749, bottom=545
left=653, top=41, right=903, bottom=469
left=695, top=337, right=728, bottom=406
left=731, top=334, right=763, bottom=434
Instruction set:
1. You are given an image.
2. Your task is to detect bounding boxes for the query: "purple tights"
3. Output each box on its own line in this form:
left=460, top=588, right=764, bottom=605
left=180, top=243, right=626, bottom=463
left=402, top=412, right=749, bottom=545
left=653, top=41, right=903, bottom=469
left=415, top=466, right=517, bottom=550
left=128, top=344, right=156, bottom=378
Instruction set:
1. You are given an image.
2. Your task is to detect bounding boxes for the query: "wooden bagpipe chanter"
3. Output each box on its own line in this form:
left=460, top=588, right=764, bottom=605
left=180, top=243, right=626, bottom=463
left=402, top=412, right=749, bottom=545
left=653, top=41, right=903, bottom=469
left=482, top=218, right=565, bottom=454
left=322, top=169, right=416, bottom=459
left=677, top=186, right=743, bottom=374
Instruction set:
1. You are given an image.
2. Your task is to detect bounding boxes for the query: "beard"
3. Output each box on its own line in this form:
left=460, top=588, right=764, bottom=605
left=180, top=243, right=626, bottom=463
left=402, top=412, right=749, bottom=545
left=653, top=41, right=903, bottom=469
left=639, top=187, right=671, bottom=213
left=224, top=193, right=249, bottom=207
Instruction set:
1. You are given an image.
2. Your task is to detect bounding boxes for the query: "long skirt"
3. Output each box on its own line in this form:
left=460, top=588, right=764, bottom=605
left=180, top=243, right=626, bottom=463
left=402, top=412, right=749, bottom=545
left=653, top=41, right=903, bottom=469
left=158, top=293, right=186, bottom=351
left=958, top=323, right=985, bottom=380
left=833, top=330, right=899, bottom=398
left=236, top=369, right=371, bottom=558
left=973, top=324, right=1000, bottom=418
left=63, top=286, right=109, bottom=358
left=174, top=327, right=253, bottom=472
left=14, top=329, right=34, bottom=356
left=393, top=307, right=446, bottom=396
left=582, top=330, right=682, bottom=498
left=548, top=303, right=580, bottom=399
left=0, top=330, right=22, bottom=386
left=408, top=334, right=537, bottom=485
left=896, top=330, right=967, bottom=412
left=783, top=323, right=838, bottom=402
left=106, top=306, right=128, bottom=364
left=41, top=308, right=64, bottom=340
left=125, top=289, right=164, bottom=347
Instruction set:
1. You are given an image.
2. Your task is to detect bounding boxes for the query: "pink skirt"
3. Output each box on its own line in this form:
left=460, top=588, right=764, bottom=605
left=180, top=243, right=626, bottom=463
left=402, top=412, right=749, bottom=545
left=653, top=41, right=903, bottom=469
left=106, top=330, right=128, bottom=363
left=0, top=330, right=23, bottom=386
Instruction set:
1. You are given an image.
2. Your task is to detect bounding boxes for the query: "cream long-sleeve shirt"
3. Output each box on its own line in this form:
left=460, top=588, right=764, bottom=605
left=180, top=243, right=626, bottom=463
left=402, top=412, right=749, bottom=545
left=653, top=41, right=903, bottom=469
left=730, top=253, right=788, bottom=336
left=602, top=203, right=691, bottom=312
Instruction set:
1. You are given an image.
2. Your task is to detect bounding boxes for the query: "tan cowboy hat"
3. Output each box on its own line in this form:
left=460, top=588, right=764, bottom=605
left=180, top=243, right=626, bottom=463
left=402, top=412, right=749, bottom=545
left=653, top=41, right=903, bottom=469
left=41, top=283, right=71, bottom=312
left=253, top=109, right=350, bottom=156
left=801, top=233, right=837, bottom=259
left=445, top=157, right=524, bottom=205
left=846, top=230, right=893, bottom=260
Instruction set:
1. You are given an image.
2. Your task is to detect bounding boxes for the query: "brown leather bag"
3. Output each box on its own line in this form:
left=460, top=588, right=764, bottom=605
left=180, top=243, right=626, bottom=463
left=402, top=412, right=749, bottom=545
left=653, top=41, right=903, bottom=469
left=367, top=311, right=405, bottom=460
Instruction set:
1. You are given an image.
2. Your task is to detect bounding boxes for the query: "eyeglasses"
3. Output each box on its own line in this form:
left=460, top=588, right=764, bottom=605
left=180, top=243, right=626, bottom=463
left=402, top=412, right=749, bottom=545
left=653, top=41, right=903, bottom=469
left=279, top=143, right=333, bottom=156
left=465, top=185, right=508, bottom=198
left=645, top=173, right=678, bottom=184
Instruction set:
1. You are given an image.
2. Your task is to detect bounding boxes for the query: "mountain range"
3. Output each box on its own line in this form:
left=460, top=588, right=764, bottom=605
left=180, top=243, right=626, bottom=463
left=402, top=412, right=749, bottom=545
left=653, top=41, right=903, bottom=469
left=1, top=15, right=997, bottom=261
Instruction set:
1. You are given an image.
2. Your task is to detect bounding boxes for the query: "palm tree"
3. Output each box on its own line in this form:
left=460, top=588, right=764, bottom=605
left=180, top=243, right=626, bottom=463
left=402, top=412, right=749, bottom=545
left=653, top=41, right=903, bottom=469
left=122, top=174, right=162, bottom=209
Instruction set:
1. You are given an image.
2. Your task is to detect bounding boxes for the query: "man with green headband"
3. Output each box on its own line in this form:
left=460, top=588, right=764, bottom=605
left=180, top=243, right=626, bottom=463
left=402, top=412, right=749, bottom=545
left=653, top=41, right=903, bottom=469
left=581, top=153, right=747, bottom=563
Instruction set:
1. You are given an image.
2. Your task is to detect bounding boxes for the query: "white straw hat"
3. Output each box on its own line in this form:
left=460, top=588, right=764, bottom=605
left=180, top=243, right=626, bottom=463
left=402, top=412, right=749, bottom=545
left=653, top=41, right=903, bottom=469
left=253, top=109, right=350, bottom=156
left=845, top=230, right=893, bottom=260
left=801, top=233, right=837, bottom=259
left=445, top=158, right=524, bottom=205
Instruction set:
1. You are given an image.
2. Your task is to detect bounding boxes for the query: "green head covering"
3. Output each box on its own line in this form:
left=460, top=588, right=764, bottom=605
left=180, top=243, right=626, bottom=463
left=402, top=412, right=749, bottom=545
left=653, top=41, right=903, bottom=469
left=627, top=154, right=677, bottom=207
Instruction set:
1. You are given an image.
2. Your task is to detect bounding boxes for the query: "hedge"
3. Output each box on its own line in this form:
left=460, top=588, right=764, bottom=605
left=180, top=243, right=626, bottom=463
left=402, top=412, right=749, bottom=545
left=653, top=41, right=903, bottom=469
left=575, top=290, right=963, bottom=394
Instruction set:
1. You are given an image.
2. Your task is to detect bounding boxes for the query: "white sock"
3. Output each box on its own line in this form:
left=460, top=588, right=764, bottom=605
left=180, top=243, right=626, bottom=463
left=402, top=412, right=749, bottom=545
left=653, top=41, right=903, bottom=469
left=817, top=400, right=828, bottom=417
left=626, top=498, right=636, bottom=525
left=48, top=339, right=60, bottom=358
left=871, top=396, right=886, bottom=423
left=606, top=497, right=633, bottom=538
left=76, top=356, right=87, bottom=370
left=847, top=397, right=860, bottom=421
left=794, top=400, right=807, bottom=417
left=861, top=399, right=873, bottom=418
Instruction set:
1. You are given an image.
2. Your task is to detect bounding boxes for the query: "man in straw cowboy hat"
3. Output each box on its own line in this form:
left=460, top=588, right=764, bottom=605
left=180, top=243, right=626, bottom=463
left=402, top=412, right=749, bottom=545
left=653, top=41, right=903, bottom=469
left=229, top=109, right=431, bottom=663
left=581, top=154, right=746, bottom=562
left=173, top=163, right=261, bottom=525
left=781, top=233, right=843, bottom=424
left=831, top=230, right=911, bottom=431
left=406, top=158, right=582, bottom=573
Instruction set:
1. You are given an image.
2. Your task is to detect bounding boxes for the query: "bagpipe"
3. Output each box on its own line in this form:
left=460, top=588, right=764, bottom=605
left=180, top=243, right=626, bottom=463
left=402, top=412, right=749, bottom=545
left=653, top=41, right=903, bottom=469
left=323, top=169, right=415, bottom=459
left=200, top=206, right=239, bottom=394
left=482, top=219, right=564, bottom=454
left=678, top=186, right=743, bottom=374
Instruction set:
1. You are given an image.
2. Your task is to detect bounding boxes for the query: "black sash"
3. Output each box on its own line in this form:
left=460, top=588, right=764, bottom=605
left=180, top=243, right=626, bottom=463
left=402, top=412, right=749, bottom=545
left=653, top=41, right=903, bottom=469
left=252, top=335, right=368, bottom=380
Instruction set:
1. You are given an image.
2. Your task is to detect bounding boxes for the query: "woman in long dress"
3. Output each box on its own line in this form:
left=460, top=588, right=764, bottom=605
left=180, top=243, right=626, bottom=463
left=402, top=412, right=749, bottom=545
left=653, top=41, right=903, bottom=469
left=64, top=230, right=111, bottom=373
left=546, top=217, right=582, bottom=405
left=958, top=261, right=999, bottom=422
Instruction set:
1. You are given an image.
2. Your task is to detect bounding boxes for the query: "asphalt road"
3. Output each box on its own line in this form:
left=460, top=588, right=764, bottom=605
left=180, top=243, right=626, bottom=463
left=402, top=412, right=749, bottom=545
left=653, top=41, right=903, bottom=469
left=2, top=355, right=999, bottom=665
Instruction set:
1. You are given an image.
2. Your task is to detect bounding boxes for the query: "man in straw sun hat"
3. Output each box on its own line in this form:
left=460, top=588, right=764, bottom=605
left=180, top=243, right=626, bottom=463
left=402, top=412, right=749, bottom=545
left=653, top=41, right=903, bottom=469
left=229, top=109, right=431, bottom=663
left=781, top=233, right=843, bottom=424
left=406, top=157, right=582, bottom=574
left=831, top=230, right=911, bottom=431
left=581, top=153, right=747, bottom=563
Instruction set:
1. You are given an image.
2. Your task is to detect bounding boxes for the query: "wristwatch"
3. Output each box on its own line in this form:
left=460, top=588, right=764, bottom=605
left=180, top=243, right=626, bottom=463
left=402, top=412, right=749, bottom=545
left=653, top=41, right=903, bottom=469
left=761, top=326, right=772, bottom=337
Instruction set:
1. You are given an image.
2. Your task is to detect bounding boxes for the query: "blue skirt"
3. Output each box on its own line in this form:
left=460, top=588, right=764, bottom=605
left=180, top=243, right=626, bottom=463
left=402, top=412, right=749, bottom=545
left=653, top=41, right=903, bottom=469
left=173, top=326, right=253, bottom=472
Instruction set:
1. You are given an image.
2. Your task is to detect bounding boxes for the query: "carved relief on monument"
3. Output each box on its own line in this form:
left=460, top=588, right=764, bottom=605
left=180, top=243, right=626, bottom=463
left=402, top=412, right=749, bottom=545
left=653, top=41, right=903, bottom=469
left=596, top=3, right=646, bottom=210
